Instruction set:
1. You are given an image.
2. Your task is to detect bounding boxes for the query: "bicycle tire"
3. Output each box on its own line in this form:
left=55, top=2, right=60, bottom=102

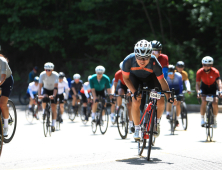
left=117, top=106, right=128, bottom=139
left=99, top=108, right=109, bottom=135
left=91, top=119, right=97, bottom=134
left=3, top=100, right=17, bottom=143
left=147, top=104, right=156, bottom=161
left=43, top=115, right=48, bottom=137
left=25, top=105, right=34, bottom=124
left=170, top=105, right=176, bottom=135
left=19, top=91, right=29, bottom=105
left=138, top=138, right=146, bottom=156
left=68, top=108, right=76, bottom=121
left=206, top=104, right=213, bottom=141
left=181, top=102, right=188, bottom=130
left=0, top=118, right=3, bottom=156
left=56, top=107, right=61, bottom=130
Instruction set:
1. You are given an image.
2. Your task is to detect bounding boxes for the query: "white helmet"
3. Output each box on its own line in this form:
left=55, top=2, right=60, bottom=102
left=73, top=73, right=81, bottom=80
left=202, top=56, right=214, bottom=64
left=88, top=75, right=92, bottom=81
left=119, top=61, right=123, bottom=70
left=95, top=65, right=105, bottom=74
left=44, top=62, right=54, bottom=70
left=134, top=39, right=152, bottom=57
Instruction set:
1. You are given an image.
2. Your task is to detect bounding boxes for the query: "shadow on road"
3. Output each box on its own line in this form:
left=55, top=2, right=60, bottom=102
left=198, top=140, right=216, bottom=143
left=116, top=157, right=173, bottom=165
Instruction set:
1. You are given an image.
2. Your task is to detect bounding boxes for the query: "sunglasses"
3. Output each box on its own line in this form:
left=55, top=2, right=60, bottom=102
left=136, top=55, right=151, bottom=60
left=202, top=64, right=212, bottom=67
left=45, top=69, right=52, bottom=72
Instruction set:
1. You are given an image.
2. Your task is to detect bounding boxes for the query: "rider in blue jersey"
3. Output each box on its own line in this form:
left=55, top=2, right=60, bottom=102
left=166, top=65, right=183, bottom=127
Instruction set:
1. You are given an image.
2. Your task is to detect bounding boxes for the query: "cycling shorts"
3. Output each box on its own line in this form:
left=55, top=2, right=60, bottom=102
left=200, top=82, right=218, bottom=95
left=0, top=75, right=14, bottom=97
left=55, top=93, right=64, bottom=104
left=118, top=82, right=128, bottom=94
left=95, top=90, right=105, bottom=98
left=43, top=88, right=55, bottom=104
left=80, top=93, right=87, bottom=103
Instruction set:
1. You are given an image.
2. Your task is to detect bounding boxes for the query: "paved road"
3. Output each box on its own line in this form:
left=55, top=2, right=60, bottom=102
left=1, top=106, right=222, bottom=170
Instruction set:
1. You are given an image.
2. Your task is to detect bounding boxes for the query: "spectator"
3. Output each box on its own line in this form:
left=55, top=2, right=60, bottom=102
left=28, top=66, right=38, bottom=83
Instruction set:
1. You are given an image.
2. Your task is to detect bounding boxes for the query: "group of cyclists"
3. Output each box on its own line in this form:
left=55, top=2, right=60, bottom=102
left=0, top=38, right=221, bottom=143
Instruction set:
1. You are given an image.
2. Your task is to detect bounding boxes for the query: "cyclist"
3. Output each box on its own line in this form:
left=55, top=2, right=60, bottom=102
left=38, top=62, right=59, bottom=132
left=176, top=61, right=191, bottom=94
left=0, top=54, right=14, bottom=137
left=89, top=65, right=111, bottom=121
left=122, top=40, right=173, bottom=140
left=151, top=40, right=169, bottom=79
left=70, top=74, right=83, bottom=111
left=111, top=62, right=133, bottom=133
left=28, top=66, right=38, bottom=83
left=80, top=75, right=92, bottom=121
left=165, top=65, right=183, bottom=127
left=27, top=76, right=39, bottom=117
left=55, top=72, right=69, bottom=123
left=196, top=56, right=222, bottom=128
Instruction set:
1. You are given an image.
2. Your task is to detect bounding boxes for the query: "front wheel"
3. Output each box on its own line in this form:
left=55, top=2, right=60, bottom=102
left=170, top=105, right=176, bottom=135
left=117, top=106, right=128, bottom=139
left=99, top=109, right=109, bottom=135
left=138, top=137, right=146, bottom=156
left=3, top=100, right=17, bottom=143
left=25, top=105, right=34, bottom=124
left=181, top=102, right=188, bottom=130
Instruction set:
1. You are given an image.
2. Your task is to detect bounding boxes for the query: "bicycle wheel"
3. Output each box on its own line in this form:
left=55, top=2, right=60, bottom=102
left=181, top=102, right=188, bottom=130
left=43, top=114, right=48, bottom=137
left=99, top=109, right=109, bottom=135
left=117, top=106, right=128, bottom=139
left=19, top=91, right=29, bottom=105
left=138, top=137, right=146, bottom=156
left=80, top=107, right=88, bottom=125
left=147, top=104, right=156, bottom=161
left=0, top=118, right=3, bottom=156
left=3, top=100, right=17, bottom=143
left=56, top=107, right=60, bottom=131
left=170, top=105, right=176, bottom=135
left=151, top=136, right=155, bottom=146
left=68, top=109, right=76, bottom=121
left=206, top=105, right=213, bottom=141
left=25, top=105, right=34, bottom=123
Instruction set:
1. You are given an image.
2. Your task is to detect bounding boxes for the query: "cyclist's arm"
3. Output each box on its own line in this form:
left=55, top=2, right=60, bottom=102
left=38, top=83, right=43, bottom=96
left=28, top=85, right=34, bottom=99
left=64, top=83, right=69, bottom=100
left=184, top=80, right=191, bottom=92
left=0, top=74, right=6, bottom=86
left=158, top=78, right=170, bottom=100
left=107, top=88, right=111, bottom=95
left=122, top=74, right=136, bottom=94
left=91, top=88, right=96, bottom=100
left=216, top=79, right=222, bottom=91
left=196, top=81, right=201, bottom=93
left=53, top=83, right=58, bottom=97
left=111, top=82, right=117, bottom=94
left=72, top=87, right=77, bottom=95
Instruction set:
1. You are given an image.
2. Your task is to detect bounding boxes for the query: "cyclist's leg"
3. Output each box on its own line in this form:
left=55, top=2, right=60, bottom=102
left=51, top=102, right=57, bottom=128
left=81, top=92, right=88, bottom=119
left=176, top=98, right=181, bottom=126
left=72, top=95, right=76, bottom=109
left=166, top=102, right=172, bottom=119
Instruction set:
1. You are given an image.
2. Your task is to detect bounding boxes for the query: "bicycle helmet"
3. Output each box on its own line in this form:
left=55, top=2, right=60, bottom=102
left=73, top=73, right=81, bottom=80
left=168, top=65, right=175, bottom=72
left=119, top=61, right=123, bottom=70
left=202, top=56, right=214, bottom=64
left=44, top=62, right=54, bottom=70
left=95, top=65, right=105, bottom=74
left=176, top=61, right=185, bottom=68
left=59, top=72, right=65, bottom=78
left=34, top=76, right=39, bottom=82
left=151, top=40, right=162, bottom=51
left=134, top=40, right=152, bottom=57
left=88, top=75, right=92, bottom=81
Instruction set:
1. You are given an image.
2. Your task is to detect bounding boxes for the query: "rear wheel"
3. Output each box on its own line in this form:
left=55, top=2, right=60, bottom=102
left=117, top=106, right=128, bottom=139
left=181, top=102, right=188, bottom=130
left=91, top=119, right=97, bottom=134
left=99, top=109, right=109, bottom=135
left=3, top=100, right=17, bottom=143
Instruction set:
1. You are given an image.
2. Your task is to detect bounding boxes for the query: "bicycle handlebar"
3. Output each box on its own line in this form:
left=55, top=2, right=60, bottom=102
left=137, top=85, right=175, bottom=95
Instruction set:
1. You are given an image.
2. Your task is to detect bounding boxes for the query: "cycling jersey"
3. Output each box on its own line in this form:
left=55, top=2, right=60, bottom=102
left=196, top=67, right=220, bottom=86
left=122, top=53, right=163, bottom=80
left=166, top=72, right=183, bottom=95
left=39, top=71, right=59, bottom=90
left=80, top=82, right=91, bottom=98
left=0, top=56, right=12, bottom=78
left=70, top=80, right=83, bottom=93
left=114, top=70, right=125, bottom=85
left=27, top=82, right=39, bottom=99
left=58, top=78, right=69, bottom=99
left=176, top=70, right=189, bottom=81
left=89, top=74, right=111, bottom=91
left=158, top=54, right=169, bottom=68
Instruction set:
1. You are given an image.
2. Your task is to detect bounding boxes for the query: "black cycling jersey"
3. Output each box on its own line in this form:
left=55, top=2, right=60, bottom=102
left=122, top=53, right=163, bottom=80
left=71, top=80, right=83, bottom=92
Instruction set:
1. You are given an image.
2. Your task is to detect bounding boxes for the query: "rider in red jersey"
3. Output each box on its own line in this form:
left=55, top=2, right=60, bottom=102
left=196, top=56, right=222, bottom=128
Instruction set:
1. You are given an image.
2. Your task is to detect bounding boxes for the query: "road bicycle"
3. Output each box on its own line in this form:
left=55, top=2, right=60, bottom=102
left=91, top=96, right=109, bottom=135
left=199, top=94, right=219, bottom=142
left=80, top=99, right=92, bottom=125
left=25, top=98, right=42, bottom=123
left=68, top=94, right=82, bottom=121
left=137, top=85, right=174, bottom=161
left=116, top=94, right=130, bottom=139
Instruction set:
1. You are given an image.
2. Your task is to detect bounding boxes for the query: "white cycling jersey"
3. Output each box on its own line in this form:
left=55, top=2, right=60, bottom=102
left=39, top=71, right=59, bottom=90
left=58, top=78, right=69, bottom=99
left=0, top=57, right=12, bottom=78
left=27, top=82, right=39, bottom=99
left=83, top=82, right=91, bottom=98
